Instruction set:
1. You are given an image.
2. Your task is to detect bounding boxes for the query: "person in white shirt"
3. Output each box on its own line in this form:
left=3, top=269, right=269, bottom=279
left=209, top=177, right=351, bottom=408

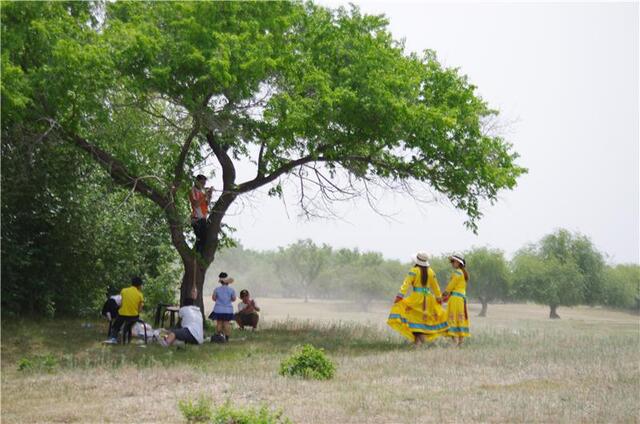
left=101, top=294, right=122, bottom=321
left=160, top=298, right=204, bottom=346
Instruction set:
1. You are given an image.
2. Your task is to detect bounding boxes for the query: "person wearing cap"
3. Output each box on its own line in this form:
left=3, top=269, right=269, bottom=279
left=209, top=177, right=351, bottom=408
left=189, top=174, right=213, bottom=254
left=208, top=272, right=236, bottom=342
left=105, top=276, right=144, bottom=344
left=387, top=253, right=448, bottom=345
left=442, top=254, right=470, bottom=345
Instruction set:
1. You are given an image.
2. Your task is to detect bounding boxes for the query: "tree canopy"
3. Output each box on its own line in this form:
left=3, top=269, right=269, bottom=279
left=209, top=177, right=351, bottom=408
left=465, top=247, right=511, bottom=316
left=2, top=1, right=526, bottom=309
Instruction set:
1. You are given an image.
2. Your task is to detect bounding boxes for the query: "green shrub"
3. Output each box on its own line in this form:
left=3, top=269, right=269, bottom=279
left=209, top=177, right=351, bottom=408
left=17, top=357, right=33, bottom=371
left=279, top=344, right=335, bottom=380
left=178, top=397, right=213, bottom=423
left=16, top=354, right=58, bottom=373
left=211, top=401, right=290, bottom=424
left=178, top=398, right=290, bottom=424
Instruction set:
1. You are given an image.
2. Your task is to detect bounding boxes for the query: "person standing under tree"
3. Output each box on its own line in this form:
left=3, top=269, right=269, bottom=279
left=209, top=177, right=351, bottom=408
left=209, top=272, right=236, bottom=342
left=443, top=254, right=470, bottom=346
left=189, top=174, right=213, bottom=254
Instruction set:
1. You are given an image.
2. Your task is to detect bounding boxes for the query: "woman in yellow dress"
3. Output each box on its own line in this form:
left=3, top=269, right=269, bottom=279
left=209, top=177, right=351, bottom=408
left=387, top=253, right=448, bottom=345
left=443, top=254, right=470, bottom=345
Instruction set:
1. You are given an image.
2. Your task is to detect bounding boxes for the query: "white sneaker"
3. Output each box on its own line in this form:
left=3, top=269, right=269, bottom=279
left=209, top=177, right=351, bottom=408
left=103, top=338, right=117, bottom=345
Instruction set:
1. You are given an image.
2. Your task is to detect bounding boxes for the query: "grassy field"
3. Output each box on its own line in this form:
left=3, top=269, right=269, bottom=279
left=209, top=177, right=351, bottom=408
left=2, top=299, right=639, bottom=423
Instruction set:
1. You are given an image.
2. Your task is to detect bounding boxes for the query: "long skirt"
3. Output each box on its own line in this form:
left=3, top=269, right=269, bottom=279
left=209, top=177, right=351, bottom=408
left=445, top=293, right=470, bottom=338
left=387, top=293, right=448, bottom=342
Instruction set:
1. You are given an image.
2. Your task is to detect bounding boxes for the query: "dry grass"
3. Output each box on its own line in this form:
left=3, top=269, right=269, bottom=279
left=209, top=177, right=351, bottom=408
left=2, top=300, right=639, bottom=423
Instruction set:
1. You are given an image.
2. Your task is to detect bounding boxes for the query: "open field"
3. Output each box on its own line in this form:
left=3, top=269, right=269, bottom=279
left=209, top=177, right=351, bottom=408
left=2, top=299, right=639, bottom=423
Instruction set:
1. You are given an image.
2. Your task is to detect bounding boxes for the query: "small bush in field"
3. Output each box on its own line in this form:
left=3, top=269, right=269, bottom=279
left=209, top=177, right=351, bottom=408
left=17, top=354, right=58, bottom=373
left=17, top=357, right=33, bottom=371
left=178, top=397, right=213, bottom=423
left=211, top=401, right=290, bottom=424
left=178, top=398, right=290, bottom=424
left=279, top=344, right=335, bottom=380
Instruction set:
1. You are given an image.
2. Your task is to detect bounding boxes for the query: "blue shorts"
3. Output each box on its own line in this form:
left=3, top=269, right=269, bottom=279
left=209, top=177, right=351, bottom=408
left=209, top=312, right=234, bottom=321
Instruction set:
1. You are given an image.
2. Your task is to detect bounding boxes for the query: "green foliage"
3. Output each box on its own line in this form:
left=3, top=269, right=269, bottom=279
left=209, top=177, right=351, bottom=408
left=465, top=247, right=511, bottom=315
left=17, top=354, right=58, bottom=373
left=539, top=229, right=605, bottom=305
left=178, top=398, right=290, bottom=424
left=178, top=397, right=213, bottom=423
left=602, top=264, right=640, bottom=311
left=279, top=343, right=336, bottom=380
left=210, top=401, right=290, bottom=424
left=2, top=0, right=525, bottom=264
left=0, top=132, right=180, bottom=317
left=512, top=250, right=585, bottom=311
left=16, top=358, right=33, bottom=372
left=274, top=239, right=332, bottom=301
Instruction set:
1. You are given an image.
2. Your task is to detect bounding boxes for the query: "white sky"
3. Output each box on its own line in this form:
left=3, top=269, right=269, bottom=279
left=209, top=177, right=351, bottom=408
left=221, top=2, right=639, bottom=264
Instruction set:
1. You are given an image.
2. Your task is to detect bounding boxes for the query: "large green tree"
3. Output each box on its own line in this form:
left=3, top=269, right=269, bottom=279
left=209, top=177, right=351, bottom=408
left=274, top=239, right=332, bottom=302
left=465, top=247, right=511, bottom=317
left=539, top=229, right=606, bottom=305
left=512, top=247, right=585, bottom=319
left=2, top=1, right=525, bottom=312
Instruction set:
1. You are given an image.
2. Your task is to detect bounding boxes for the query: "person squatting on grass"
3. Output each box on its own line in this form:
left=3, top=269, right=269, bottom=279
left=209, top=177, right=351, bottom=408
left=443, top=254, right=471, bottom=346
left=105, top=276, right=144, bottom=343
left=209, top=272, right=236, bottom=342
left=160, top=298, right=204, bottom=347
left=235, top=289, right=260, bottom=330
left=387, top=253, right=448, bottom=345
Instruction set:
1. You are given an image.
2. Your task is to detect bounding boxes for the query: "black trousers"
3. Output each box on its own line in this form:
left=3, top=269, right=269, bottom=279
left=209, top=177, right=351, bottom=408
left=192, top=218, right=207, bottom=254
left=109, top=315, right=139, bottom=339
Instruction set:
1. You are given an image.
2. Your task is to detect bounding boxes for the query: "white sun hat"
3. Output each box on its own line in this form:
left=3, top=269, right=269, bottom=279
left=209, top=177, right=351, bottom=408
left=449, top=254, right=466, bottom=267
left=415, top=252, right=430, bottom=267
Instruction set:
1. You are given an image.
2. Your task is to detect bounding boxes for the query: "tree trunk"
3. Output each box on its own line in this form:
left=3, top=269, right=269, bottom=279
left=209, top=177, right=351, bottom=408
left=180, top=257, right=206, bottom=314
left=478, top=298, right=488, bottom=317
left=549, top=304, right=560, bottom=319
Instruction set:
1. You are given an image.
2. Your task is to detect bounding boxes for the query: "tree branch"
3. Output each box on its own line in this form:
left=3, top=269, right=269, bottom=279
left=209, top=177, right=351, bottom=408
left=63, top=129, right=193, bottom=261
left=206, top=131, right=236, bottom=190
left=237, top=155, right=326, bottom=193
left=172, top=123, right=201, bottom=195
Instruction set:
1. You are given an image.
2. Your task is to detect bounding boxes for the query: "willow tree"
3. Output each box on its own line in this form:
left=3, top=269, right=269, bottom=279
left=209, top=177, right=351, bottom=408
left=2, top=1, right=526, bottom=312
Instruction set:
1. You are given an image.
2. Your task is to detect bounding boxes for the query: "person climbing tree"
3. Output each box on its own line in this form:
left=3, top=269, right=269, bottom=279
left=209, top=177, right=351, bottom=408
left=189, top=175, right=213, bottom=254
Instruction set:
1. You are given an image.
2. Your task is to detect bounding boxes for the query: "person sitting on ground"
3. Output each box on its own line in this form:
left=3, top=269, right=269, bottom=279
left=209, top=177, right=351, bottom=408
left=160, top=298, right=204, bottom=347
left=105, top=276, right=144, bottom=344
left=208, top=272, right=236, bottom=342
left=235, top=289, right=260, bottom=330
left=101, top=292, right=121, bottom=322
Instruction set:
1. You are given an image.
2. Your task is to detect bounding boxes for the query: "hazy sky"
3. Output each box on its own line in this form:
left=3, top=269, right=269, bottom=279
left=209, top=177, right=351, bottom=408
left=222, top=2, right=639, bottom=264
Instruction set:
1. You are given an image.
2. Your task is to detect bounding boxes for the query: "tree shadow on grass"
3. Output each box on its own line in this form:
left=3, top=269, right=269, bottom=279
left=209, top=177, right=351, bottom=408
left=2, top=318, right=408, bottom=372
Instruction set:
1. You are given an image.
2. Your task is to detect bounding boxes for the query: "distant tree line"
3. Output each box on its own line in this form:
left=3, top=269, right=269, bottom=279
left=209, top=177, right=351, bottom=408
left=213, top=230, right=639, bottom=318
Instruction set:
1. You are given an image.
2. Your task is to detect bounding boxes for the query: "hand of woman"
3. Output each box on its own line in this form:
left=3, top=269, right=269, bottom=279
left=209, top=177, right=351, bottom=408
left=393, top=296, right=403, bottom=304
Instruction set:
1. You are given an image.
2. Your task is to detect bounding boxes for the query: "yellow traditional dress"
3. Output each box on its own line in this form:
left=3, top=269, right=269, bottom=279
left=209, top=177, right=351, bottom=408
left=387, top=266, right=448, bottom=342
left=444, top=269, right=470, bottom=338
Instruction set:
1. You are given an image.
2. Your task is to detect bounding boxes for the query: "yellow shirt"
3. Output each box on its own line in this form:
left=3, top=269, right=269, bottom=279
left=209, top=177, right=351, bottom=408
left=118, top=286, right=144, bottom=317
left=445, top=270, right=467, bottom=295
left=397, top=266, right=442, bottom=298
